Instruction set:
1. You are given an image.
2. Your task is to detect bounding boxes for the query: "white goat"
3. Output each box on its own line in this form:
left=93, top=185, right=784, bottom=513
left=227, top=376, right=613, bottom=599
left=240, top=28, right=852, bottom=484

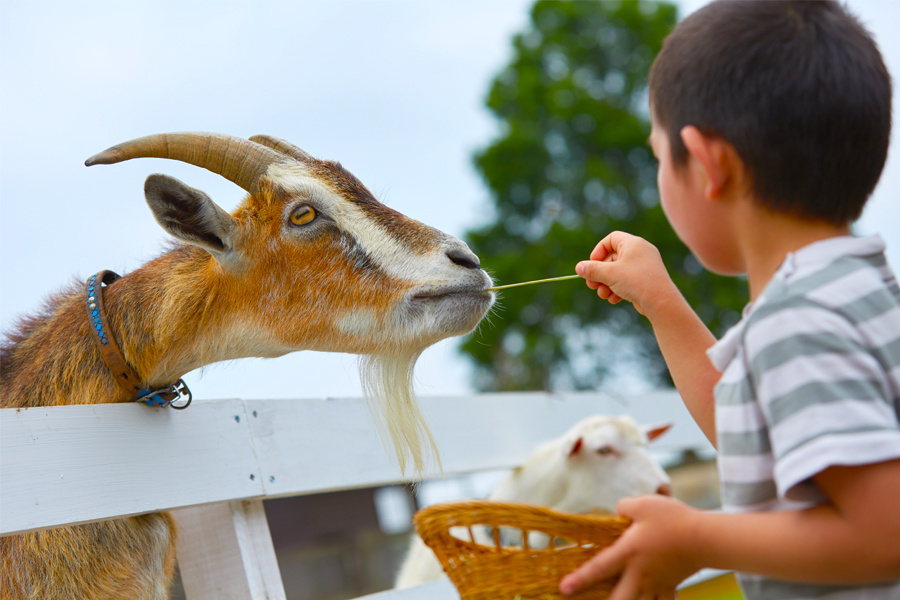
left=394, top=414, right=672, bottom=589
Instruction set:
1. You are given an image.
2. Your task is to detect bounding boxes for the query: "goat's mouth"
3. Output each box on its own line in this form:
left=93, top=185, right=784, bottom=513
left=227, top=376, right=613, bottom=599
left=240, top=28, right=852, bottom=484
left=403, top=284, right=494, bottom=338
left=410, top=285, right=493, bottom=302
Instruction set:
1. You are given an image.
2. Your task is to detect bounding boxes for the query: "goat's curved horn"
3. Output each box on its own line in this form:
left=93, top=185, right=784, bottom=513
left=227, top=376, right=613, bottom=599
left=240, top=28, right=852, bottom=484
left=84, top=132, right=290, bottom=194
left=249, top=134, right=314, bottom=162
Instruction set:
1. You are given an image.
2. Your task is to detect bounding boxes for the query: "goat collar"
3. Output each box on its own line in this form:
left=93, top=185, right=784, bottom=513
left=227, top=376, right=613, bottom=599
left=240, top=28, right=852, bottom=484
left=85, top=271, right=192, bottom=409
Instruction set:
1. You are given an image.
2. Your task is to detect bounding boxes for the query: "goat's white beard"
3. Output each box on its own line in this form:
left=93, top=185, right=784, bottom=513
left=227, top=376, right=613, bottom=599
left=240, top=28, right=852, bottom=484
left=359, top=350, right=440, bottom=477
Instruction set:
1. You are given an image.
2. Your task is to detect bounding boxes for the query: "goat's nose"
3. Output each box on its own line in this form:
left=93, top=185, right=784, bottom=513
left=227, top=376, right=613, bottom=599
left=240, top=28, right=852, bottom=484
left=656, top=483, right=673, bottom=497
left=446, top=248, right=481, bottom=270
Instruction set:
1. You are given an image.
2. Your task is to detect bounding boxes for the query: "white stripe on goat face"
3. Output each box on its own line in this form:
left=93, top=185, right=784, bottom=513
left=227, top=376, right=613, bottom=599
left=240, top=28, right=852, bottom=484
left=269, top=162, right=467, bottom=285
left=266, top=162, right=492, bottom=347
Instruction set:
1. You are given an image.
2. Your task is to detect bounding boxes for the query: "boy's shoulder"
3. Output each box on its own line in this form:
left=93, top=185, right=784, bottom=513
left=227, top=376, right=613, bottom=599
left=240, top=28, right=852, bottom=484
left=748, top=235, right=898, bottom=334
left=706, top=236, right=898, bottom=377
left=733, top=235, right=900, bottom=384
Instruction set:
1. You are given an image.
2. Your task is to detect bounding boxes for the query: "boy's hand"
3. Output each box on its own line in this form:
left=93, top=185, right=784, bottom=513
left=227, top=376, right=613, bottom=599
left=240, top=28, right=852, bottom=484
left=576, top=231, right=679, bottom=318
left=560, top=495, right=702, bottom=600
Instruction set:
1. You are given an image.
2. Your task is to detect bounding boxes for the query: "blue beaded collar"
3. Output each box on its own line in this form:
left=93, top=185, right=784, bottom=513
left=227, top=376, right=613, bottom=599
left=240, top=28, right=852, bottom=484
left=85, top=271, right=191, bottom=409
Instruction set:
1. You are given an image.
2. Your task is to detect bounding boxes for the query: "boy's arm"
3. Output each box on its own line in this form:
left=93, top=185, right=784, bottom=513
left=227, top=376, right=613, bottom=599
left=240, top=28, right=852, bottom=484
left=577, top=231, right=721, bottom=445
left=561, top=457, right=900, bottom=598
left=700, top=458, right=900, bottom=582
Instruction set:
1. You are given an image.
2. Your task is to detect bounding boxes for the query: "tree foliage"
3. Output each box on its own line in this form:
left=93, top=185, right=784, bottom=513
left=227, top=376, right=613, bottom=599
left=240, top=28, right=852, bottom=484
left=462, top=0, right=747, bottom=392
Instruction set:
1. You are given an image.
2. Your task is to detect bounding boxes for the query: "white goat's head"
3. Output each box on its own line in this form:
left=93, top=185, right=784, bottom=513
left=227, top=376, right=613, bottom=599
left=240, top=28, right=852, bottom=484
left=558, top=415, right=672, bottom=511
left=86, top=132, right=495, bottom=474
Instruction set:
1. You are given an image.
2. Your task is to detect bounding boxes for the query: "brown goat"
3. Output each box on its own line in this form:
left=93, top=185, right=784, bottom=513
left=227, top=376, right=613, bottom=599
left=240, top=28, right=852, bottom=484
left=0, top=132, right=494, bottom=600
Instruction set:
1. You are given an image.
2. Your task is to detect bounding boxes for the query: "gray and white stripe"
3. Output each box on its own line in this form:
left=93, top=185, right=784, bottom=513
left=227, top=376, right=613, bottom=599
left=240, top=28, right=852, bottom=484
left=708, top=236, right=900, bottom=600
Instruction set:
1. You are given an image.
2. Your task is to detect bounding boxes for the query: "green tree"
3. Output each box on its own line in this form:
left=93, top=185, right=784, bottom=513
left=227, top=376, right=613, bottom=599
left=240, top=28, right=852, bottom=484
left=463, top=0, right=747, bottom=392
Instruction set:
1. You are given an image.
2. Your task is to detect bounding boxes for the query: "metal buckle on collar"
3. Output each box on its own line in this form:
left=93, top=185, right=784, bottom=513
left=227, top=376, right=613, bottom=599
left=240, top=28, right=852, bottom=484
left=137, top=379, right=193, bottom=410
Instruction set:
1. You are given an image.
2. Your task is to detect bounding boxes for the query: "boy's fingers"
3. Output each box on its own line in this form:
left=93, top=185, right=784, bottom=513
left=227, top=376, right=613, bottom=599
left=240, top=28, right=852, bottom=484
left=616, top=496, right=644, bottom=518
left=591, top=246, right=620, bottom=263
left=591, top=231, right=633, bottom=261
left=607, top=567, right=641, bottom=600
left=576, top=260, right=611, bottom=284
left=559, top=545, right=627, bottom=595
left=589, top=245, right=610, bottom=262
left=590, top=237, right=614, bottom=261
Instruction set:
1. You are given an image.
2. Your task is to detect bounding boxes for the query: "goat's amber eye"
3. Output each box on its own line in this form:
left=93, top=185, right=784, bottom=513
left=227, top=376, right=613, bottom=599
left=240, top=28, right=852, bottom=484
left=290, top=205, right=316, bottom=226
left=596, top=446, right=616, bottom=456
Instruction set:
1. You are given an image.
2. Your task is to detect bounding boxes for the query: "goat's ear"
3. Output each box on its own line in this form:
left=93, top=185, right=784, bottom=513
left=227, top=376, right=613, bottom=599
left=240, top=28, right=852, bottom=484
left=144, top=174, right=236, bottom=258
left=641, top=422, right=672, bottom=443
left=565, top=436, right=584, bottom=457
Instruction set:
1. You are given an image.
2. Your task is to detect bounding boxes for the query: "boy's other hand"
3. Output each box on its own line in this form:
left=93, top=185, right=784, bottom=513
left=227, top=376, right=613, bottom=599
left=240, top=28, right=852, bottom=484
left=559, top=495, right=702, bottom=599
left=576, top=231, right=679, bottom=318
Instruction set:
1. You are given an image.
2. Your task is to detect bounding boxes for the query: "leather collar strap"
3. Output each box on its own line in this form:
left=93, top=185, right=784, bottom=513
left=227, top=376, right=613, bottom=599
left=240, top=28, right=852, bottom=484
left=85, top=270, right=191, bottom=409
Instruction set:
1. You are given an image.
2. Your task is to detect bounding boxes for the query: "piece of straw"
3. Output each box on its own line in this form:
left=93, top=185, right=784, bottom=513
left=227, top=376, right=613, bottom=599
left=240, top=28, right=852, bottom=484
left=485, top=274, right=581, bottom=291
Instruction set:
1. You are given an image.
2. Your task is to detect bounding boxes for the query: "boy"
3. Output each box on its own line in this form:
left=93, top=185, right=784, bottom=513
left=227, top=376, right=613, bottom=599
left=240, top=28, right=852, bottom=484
left=561, top=2, right=900, bottom=599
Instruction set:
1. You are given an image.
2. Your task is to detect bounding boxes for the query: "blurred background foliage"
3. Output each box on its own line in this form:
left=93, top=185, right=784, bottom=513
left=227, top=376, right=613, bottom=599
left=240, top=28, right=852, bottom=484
left=462, top=0, right=747, bottom=392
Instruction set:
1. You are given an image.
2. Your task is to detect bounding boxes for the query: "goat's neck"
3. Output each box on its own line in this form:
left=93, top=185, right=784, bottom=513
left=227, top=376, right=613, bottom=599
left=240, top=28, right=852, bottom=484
left=1, top=245, right=273, bottom=408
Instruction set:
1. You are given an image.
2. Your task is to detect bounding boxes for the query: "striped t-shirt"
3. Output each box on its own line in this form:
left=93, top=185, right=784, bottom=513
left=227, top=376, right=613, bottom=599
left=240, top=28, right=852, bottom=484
left=707, top=235, right=900, bottom=600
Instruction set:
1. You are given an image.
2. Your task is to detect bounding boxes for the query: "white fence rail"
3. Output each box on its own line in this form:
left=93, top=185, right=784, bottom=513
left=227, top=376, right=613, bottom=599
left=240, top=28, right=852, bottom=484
left=1, top=390, right=712, bottom=599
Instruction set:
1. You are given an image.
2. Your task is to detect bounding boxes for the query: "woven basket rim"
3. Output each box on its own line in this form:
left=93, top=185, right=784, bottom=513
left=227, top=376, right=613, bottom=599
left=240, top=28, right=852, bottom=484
left=414, top=499, right=630, bottom=531
left=413, top=500, right=629, bottom=600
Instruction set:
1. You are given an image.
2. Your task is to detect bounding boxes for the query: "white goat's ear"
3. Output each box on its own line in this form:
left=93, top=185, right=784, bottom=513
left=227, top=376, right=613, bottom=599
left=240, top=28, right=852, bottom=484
left=641, top=422, right=672, bottom=443
left=565, top=436, right=584, bottom=457
left=144, top=174, right=236, bottom=257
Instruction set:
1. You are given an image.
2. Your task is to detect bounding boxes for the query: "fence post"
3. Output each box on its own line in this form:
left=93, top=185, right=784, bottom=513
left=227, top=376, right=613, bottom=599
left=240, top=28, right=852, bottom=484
left=173, top=500, right=286, bottom=600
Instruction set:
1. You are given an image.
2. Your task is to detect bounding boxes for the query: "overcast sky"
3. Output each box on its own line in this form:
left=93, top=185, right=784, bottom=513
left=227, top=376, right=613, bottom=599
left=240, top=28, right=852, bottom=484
left=2, top=0, right=898, bottom=403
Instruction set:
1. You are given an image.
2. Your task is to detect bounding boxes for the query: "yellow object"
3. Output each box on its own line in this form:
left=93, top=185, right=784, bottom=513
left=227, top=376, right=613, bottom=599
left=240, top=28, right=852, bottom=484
left=678, top=572, right=744, bottom=600
left=414, top=500, right=630, bottom=600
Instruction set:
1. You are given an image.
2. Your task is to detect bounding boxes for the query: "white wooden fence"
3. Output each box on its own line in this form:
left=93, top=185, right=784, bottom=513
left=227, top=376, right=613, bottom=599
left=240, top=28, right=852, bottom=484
left=0, top=390, right=715, bottom=600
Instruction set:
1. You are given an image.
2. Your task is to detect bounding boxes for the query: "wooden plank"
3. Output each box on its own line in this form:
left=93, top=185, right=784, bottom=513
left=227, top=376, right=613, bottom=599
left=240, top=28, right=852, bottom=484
left=343, top=569, right=736, bottom=600
left=0, top=399, right=264, bottom=536
left=349, top=579, right=459, bottom=600
left=173, top=500, right=286, bottom=600
left=1, top=391, right=711, bottom=536
left=247, top=390, right=711, bottom=496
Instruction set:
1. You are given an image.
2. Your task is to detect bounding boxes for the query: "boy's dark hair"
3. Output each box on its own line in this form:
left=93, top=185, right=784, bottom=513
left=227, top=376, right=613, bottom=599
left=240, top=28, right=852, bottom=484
left=649, top=0, right=891, bottom=225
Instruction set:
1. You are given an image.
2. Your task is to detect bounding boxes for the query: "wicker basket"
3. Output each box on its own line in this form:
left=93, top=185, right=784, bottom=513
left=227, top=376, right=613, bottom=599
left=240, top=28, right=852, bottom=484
left=414, top=500, right=630, bottom=600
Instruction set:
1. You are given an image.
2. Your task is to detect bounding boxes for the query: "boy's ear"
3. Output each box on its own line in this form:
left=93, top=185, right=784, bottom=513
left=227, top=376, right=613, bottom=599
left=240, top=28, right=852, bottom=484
left=680, top=126, right=740, bottom=200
